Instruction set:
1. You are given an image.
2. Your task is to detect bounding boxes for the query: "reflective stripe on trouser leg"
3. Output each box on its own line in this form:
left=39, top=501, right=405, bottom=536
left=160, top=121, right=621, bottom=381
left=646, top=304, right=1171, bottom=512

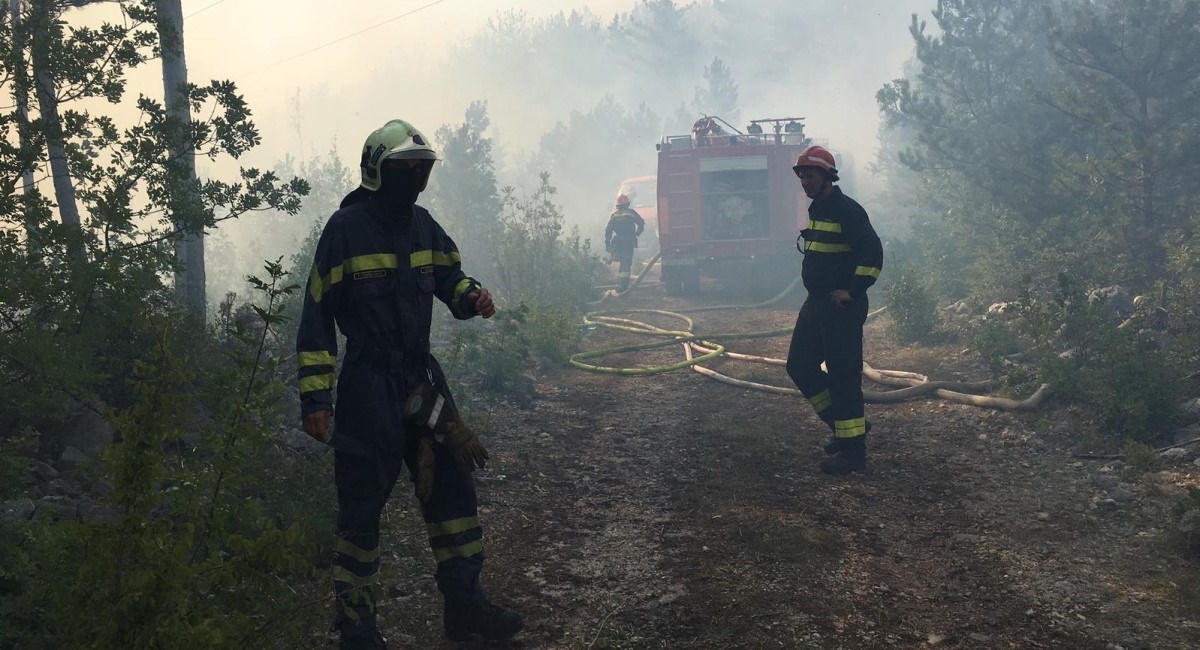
left=407, top=437, right=485, bottom=597
left=333, top=536, right=382, bottom=626
left=823, top=298, right=867, bottom=439
left=786, top=307, right=833, bottom=429
left=333, top=447, right=405, bottom=633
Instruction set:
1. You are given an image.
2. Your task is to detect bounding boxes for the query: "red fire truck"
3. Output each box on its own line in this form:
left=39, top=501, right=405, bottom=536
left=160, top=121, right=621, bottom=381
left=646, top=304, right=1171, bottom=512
left=655, top=116, right=835, bottom=296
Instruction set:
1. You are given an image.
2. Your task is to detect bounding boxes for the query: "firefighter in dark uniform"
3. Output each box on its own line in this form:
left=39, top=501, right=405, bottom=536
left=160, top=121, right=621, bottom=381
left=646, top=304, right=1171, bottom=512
left=297, top=119, right=523, bottom=648
left=786, top=145, right=883, bottom=475
left=604, top=194, right=645, bottom=292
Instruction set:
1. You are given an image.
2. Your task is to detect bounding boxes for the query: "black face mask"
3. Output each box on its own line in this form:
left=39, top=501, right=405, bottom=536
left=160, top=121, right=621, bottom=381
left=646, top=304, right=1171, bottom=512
left=378, top=166, right=426, bottom=208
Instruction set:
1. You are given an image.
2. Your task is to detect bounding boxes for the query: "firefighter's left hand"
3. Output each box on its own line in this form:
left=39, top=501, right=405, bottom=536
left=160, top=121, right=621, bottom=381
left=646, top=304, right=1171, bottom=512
left=830, top=289, right=854, bottom=309
left=469, top=287, right=495, bottom=318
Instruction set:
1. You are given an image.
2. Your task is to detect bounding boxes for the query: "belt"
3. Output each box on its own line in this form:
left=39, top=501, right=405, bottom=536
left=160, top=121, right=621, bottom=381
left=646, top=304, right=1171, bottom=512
left=346, top=340, right=407, bottom=374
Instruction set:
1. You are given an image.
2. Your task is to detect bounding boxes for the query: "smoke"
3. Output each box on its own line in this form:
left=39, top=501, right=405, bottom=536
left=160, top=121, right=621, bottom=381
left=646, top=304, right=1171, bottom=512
left=206, top=0, right=937, bottom=296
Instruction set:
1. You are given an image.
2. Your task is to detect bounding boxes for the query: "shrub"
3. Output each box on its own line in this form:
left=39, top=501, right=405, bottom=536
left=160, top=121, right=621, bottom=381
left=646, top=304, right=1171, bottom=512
left=1026, top=274, right=1182, bottom=441
left=885, top=262, right=940, bottom=344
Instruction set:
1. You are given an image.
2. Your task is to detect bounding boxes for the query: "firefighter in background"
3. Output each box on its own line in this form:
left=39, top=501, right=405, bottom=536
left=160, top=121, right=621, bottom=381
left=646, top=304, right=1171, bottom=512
left=604, top=193, right=646, bottom=292
left=786, top=145, right=883, bottom=475
left=297, top=119, right=523, bottom=648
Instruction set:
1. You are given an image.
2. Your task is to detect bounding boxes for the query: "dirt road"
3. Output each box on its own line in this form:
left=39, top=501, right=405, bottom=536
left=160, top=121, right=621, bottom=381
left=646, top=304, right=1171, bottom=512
left=376, top=282, right=1200, bottom=649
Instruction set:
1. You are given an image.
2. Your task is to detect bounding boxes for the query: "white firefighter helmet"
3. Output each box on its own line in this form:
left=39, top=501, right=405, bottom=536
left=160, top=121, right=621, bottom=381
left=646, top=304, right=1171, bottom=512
left=359, top=119, right=438, bottom=192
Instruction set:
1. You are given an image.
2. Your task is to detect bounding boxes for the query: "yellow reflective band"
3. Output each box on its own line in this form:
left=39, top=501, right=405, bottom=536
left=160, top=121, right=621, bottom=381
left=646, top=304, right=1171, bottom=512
left=412, top=249, right=462, bottom=267
left=346, top=253, right=398, bottom=273
left=433, top=250, right=461, bottom=266
left=453, top=278, right=473, bottom=302
left=426, top=515, right=481, bottom=538
left=298, top=351, right=336, bottom=368
left=834, top=418, right=867, bottom=438
left=410, top=250, right=433, bottom=267
left=809, top=220, right=842, bottom=233
left=335, top=537, right=380, bottom=564
left=309, top=263, right=333, bottom=303
left=433, top=539, right=484, bottom=563
left=311, top=255, right=397, bottom=302
left=332, top=565, right=379, bottom=589
left=809, top=390, right=832, bottom=413
left=855, top=266, right=881, bottom=279
left=806, top=242, right=851, bottom=253
left=299, top=373, right=335, bottom=393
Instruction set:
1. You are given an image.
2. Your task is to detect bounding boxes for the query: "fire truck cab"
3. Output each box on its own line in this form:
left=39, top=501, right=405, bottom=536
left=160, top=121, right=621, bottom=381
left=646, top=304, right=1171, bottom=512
left=656, top=116, right=828, bottom=296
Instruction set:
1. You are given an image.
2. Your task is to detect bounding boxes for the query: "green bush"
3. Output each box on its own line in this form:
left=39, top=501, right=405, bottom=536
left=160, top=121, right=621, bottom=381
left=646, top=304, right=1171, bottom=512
left=1027, top=274, right=1181, bottom=440
left=885, top=263, right=940, bottom=344
left=0, top=263, right=332, bottom=649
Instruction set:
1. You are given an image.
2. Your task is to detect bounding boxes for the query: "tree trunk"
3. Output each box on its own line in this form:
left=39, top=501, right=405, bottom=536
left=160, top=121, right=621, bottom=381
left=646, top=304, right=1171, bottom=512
left=30, top=0, right=84, bottom=261
left=7, top=0, right=40, bottom=255
left=156, top=0, right=206, bottom=319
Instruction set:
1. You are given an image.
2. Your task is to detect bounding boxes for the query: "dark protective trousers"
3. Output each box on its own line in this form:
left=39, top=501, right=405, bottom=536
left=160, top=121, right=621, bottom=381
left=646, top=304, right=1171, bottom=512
left=785, top=294, right=869, bottom=439
left=612, top=241, right=635, bottom=290
left=331, top=355, right=484, bottom=636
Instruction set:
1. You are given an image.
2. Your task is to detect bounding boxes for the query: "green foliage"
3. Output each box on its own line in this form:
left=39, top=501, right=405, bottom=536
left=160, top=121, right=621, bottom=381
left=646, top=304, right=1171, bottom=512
left=966, top=318, right=1023, bottom=376
left=0, top=262, right=331, bottom=649
left=884, top=262, right=940, bottom=344
left=434, top=172, right=601, bottom=399
left=1025, top=275, right=1181, bottom=440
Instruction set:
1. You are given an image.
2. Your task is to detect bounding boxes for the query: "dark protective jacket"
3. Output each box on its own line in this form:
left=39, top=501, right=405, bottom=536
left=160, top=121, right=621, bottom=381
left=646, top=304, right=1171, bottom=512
left=797, top=186, right=883, bottom=297
left=605, top=207, right=645, bottom=250
left=296, top=196, right=480, bottom=420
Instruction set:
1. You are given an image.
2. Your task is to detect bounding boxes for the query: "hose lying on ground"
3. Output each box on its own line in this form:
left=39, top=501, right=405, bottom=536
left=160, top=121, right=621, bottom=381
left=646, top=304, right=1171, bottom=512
left=574, top=284, right=1051, bottom=410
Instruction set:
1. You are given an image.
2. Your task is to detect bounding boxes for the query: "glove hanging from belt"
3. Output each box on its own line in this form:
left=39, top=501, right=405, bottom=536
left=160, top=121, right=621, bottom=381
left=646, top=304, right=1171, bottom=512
left=403, top=383, right=490, bottom=493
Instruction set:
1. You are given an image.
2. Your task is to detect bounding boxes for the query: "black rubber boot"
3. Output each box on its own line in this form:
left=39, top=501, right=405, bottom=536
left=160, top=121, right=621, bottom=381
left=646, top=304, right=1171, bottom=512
left=819, top=434, right=866, bottom=475
left=444, top=592, right=524, bottom=642
left=822, top=420, right=871, bottom=455
left=338, top=628, right=388, bottom=650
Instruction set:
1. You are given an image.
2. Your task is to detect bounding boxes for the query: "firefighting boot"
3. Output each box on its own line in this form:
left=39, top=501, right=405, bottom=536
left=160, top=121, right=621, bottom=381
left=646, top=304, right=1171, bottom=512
left=338, top=628, right=387, bottom=650
left=819, top=434, right=866, bottom=475
left=443, top=591, right=524, bottom=642
left=822, top=420, right=871, bottom=455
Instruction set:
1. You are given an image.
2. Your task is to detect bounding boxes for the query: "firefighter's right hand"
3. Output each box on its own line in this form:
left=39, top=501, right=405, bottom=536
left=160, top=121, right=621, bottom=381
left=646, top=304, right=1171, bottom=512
left=443, top=420, right=489, bottom=471
left=303, top=410, right=332, bottom=443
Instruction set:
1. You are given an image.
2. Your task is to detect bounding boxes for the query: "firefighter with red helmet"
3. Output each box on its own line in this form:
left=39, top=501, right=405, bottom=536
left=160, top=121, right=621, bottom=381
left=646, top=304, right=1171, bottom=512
left=296, top=119, right=523, bottom=648
left=787, top=145, right=883, bottom=475
left=604, top=193, right=646, bottom=292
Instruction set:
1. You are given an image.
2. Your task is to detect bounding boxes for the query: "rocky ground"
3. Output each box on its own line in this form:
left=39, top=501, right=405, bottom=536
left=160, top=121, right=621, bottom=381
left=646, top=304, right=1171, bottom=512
left=361, top=275, right=1200, bottom=650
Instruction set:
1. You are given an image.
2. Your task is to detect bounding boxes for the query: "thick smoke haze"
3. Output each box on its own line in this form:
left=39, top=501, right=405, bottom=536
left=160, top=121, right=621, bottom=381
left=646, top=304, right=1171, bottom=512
left=173, top=0, right=935, bottom=298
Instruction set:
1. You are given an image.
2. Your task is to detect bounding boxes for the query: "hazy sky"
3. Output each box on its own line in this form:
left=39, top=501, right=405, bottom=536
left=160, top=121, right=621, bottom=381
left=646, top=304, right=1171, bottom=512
left=180, top=0, right=642, bottom=167
left=173, top=0, right=932, bottom=173
left=113, top=0, right=937, bottom=293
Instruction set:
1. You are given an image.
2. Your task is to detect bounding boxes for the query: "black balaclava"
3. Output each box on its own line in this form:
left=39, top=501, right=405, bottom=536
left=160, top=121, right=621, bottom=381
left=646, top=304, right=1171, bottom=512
left=377, top=163, right=427, bottom=210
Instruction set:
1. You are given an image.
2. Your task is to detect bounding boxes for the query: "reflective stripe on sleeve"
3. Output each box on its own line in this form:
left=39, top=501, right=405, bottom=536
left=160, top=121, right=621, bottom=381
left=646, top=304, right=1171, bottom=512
left=855, top=266, right=882, bottom=279
left=299, top=373, right=335, bottom=393
left=298, top=351, right=336, bottom=368
left=808, top=220, right=842, bottom=233
left=453, top=278, right=474, bottom=302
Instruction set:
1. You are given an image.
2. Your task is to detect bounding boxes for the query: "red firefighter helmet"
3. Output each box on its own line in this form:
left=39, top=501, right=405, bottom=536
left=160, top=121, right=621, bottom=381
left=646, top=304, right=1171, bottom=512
left=616, top=194, right=631, bottom=207
left=793, top=145, right=839, bottom=181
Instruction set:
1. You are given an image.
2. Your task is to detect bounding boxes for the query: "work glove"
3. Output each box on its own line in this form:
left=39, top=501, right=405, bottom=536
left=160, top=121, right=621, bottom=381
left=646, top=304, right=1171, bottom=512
left=403, top=382, right=490, bottom=473
left=443, top=420, right=489, bottom=471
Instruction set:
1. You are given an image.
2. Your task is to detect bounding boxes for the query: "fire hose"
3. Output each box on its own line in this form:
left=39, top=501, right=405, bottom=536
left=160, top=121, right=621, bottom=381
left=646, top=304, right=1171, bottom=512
left=573, top=268, right=1050, bottom=409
